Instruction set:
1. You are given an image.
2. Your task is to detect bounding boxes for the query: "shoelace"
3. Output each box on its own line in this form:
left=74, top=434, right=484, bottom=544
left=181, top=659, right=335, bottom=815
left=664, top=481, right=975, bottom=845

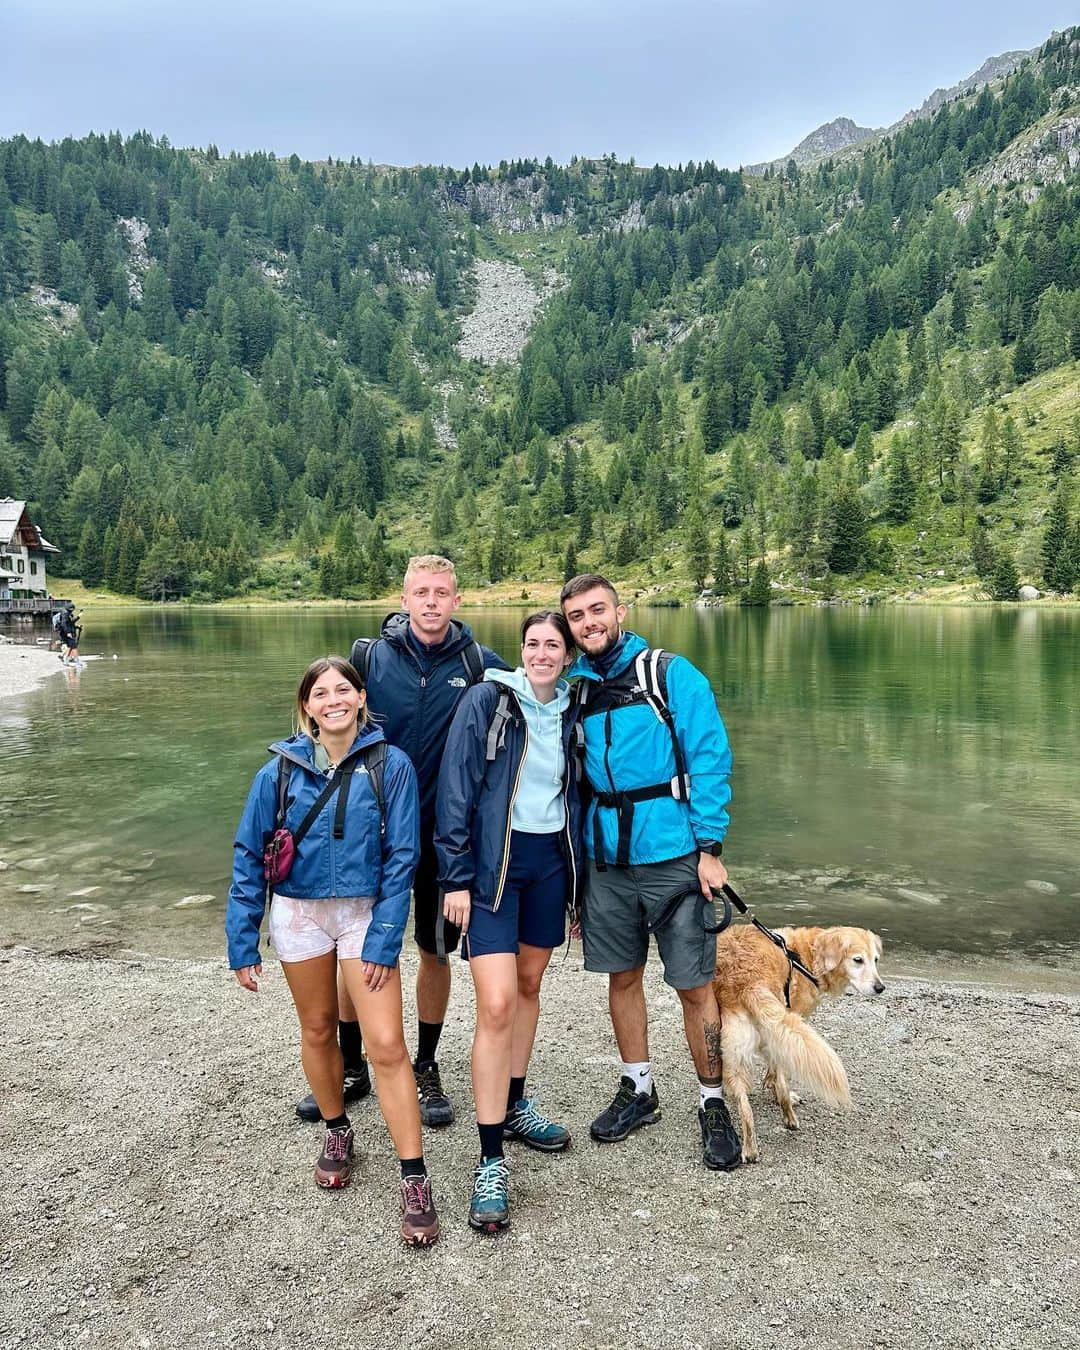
left=472, top=1158, right=509, bottom=1200
left=324, top=1127, right=351, bottom=1160
left=402, top=1175, right=431, bottom=1214
left=510, top=1099, right=555, bottom=1134
left=416, top=1067, right=443, bottom=1097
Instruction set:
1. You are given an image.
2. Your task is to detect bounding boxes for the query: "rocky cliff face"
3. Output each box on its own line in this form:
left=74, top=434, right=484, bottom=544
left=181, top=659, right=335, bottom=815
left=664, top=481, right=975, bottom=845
left=892, top=49, right=1034, bottom=129
left=436, top=177, right=571, bottom=232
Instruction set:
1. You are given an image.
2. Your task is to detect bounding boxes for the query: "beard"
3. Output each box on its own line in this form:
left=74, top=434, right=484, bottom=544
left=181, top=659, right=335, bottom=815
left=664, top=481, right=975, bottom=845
left=582, top=625, right=621, bottom=659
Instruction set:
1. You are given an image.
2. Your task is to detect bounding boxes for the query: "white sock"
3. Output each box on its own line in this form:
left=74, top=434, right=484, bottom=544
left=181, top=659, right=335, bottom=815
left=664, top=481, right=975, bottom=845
left=699, top=1081, right=723, bottom=1110
left=622, top=1061, right=653, bottom=1096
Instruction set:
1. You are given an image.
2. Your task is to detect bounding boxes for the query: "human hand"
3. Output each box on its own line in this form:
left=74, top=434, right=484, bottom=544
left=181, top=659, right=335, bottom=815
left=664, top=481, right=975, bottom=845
left=234, top=964, right=262, bottom=992
left=443, top=889, right=471, bottom=934
left=361, top=960, right=394, bottom=993
left=697, top=851, right=729, bottom=897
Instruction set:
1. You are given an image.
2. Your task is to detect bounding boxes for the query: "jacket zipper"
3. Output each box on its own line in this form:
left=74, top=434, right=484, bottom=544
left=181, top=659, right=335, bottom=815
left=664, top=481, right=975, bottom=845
left=492, top=720, right=528, bottom=912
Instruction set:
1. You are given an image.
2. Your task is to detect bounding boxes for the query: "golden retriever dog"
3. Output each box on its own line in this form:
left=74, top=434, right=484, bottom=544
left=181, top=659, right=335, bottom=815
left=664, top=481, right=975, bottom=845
left=712, top=925, right=884, bottom=1163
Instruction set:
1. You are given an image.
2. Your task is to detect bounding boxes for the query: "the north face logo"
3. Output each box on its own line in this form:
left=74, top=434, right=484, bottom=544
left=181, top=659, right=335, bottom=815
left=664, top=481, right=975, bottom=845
left=448, top=676, right=467, bottom=688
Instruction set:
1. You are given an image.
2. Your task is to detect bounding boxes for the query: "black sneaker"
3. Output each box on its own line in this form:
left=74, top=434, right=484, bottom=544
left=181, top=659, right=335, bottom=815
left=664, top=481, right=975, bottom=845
left=589, top=1075, right=662, bottom=1143
left=295, top=1060, right=372, bottom=1123
left=414, top=1060, right=454, bottom=1128
left=699, top=1096, right=742, bottom=1171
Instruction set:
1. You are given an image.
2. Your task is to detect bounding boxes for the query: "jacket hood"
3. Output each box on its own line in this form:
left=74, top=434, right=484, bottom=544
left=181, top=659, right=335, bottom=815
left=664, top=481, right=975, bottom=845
left=567, top=631, right=648, bottom=683
left=380, top=610, right=477, bottom=657
left=269, top=721, right=386, bottom=768
left=484, top=666, right=570, bottom=714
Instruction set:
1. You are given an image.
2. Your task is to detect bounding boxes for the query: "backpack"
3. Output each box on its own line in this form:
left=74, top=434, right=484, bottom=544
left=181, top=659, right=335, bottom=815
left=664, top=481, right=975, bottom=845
left=349, top=632, right=484, bottom=688
left=572, top=648, right=690, bottom=868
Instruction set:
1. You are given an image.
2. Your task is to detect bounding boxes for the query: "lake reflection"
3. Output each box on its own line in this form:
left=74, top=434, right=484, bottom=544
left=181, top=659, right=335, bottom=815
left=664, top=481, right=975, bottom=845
left=2, top=604, right=1077, bottom=975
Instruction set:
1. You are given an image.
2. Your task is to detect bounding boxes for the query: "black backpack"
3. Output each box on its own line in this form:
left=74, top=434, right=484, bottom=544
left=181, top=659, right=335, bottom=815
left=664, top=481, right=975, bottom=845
left=350, top=631, right=484, bottom=688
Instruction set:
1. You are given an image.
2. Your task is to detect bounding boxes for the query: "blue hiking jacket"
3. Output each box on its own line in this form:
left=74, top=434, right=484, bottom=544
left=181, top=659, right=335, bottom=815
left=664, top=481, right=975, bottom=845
left=352, top=613, right=507, bottom=824
left=435, top=676, right=583, bottom=913
left=568, top=631, right=732, bottom=866
left=225, top=724, right=419, bottom=970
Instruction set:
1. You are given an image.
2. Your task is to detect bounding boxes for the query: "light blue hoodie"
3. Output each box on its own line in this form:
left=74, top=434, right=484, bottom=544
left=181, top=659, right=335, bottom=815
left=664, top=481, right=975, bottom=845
left=484, top=668, right=570, bottom=833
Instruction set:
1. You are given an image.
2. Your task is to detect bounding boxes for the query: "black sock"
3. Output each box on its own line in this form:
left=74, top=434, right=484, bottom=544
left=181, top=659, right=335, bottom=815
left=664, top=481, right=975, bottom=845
left=399, top=1156, right=426, bottom=1179
left=506, top=1076, right=527, bottom=1113
left=478, top=1121, right=505, bottom=1160
left=339, top=1019, right=363, bottom=1067
left=325, top=1113, right=350, bottom=1131
left=416, top=1020, right=443, bottom=1066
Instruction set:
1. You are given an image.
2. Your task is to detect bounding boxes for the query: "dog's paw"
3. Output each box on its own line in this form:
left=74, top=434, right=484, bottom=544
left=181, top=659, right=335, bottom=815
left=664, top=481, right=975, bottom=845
left=741, top=1146, right=760, bottom=1163
left=782, top=1113, right=800, bottom=1131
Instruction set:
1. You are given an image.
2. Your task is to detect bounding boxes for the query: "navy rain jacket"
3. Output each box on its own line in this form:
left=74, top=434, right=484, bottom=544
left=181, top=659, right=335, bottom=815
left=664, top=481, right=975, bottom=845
left=351, top=613, right=507, bottom=823
left=435, top=681, right=583, bottom=914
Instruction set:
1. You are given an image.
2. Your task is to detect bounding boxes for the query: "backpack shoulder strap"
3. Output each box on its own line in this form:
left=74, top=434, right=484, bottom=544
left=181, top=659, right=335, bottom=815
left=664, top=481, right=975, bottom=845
left=461, top=641, right=485, bottom=685
left=485, top=688, right=516, bottom=762
left=275, top=756, right=294, bottom=829
left=361, top=740, right=388, bottom=836
left=634, top=649, right=691, bottom=802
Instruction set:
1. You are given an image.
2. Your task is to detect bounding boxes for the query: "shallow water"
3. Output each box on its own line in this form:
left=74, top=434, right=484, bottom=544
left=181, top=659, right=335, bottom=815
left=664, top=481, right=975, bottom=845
left=1, top=605, right=1077, bottom=982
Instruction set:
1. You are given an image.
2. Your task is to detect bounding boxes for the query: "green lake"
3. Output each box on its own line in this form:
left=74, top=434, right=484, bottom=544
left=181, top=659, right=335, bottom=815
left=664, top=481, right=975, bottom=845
left=2, top=605, right=1077, bottom=984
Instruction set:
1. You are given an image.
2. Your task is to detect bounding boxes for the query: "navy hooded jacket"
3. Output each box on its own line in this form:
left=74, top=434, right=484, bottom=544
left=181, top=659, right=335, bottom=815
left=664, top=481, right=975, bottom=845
left=435, top=677, right=583, bottom=914
left=351, top=613, right=507, bottom=824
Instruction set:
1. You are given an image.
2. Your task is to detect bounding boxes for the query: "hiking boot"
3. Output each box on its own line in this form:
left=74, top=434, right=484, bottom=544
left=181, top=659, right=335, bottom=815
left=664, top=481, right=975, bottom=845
left=504, top=1097, right=571, bottom=1153
left=468, top=1156, right=510, bottom=1234
left=699, top=1096, right=742, bottom=1172
left=414, top=1060, right=454, bottom=1127
left=295, top=1060, right=372, bottom=1123
left=313, top=1124, right=354, bottom=1189
left=399, top=1173, right=440, bottom=1247
left=589, top=1076, right=662, bottom=1143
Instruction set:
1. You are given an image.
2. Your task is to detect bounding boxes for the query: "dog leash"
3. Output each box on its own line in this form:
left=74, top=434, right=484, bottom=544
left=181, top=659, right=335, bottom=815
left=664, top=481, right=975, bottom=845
left=721, top=883, right=820, bottom=1006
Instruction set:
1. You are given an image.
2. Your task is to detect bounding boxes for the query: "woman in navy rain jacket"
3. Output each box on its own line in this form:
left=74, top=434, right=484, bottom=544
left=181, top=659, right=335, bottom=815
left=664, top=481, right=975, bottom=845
left=436, top=612, right=583, bottom=1234
left=226, top=656, right=440, bottom=1246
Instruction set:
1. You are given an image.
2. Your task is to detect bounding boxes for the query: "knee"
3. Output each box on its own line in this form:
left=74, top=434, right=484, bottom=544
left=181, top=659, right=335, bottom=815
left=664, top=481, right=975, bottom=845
left=517, top=969, right=543, bottom=1002
left=676, top=983, right=711, bottom=1011
left=363, top=1027, right=409, bottom=1071
left=300, top=1015, right=338, bottom=1051
left=477, top=990, right=516, bottom=1034
left=609, top=968, right=643, bottom=995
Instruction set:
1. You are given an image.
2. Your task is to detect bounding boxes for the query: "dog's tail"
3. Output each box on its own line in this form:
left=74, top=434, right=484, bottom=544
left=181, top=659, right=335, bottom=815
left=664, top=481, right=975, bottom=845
left=744, top=986, right=852, bottom=1108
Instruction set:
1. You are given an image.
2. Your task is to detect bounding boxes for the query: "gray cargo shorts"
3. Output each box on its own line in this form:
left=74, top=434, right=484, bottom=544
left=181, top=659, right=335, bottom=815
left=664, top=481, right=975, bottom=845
left=581, top=851, right=716, bottom=991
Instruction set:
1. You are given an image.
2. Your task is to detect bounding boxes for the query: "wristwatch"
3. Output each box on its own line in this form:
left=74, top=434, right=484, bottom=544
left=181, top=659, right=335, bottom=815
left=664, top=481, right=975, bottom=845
left=698, top=840, right=723, bottom=857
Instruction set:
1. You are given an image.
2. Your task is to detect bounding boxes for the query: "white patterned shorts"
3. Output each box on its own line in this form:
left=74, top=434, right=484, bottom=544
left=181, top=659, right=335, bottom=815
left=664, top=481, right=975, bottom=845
left=269, top=895, right=375, bottom=963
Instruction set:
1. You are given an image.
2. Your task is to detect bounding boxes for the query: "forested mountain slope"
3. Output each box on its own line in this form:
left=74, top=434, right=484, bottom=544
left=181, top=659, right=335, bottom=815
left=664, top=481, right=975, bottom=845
left=1, top=27, right=1078, bottom=604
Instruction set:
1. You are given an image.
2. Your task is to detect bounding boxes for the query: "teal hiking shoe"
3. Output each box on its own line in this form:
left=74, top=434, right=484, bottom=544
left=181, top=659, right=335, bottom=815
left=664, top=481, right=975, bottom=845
left=504, top=1097, right=571, bottom=1153
left=468, top=1156, right=510, bottom=1234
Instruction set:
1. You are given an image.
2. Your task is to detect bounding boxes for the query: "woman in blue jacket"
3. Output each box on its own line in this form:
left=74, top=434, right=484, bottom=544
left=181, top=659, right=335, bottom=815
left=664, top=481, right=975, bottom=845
left=437, top=612, right=582, bottom=1234
left=226, top=656, right=440, bottom=1247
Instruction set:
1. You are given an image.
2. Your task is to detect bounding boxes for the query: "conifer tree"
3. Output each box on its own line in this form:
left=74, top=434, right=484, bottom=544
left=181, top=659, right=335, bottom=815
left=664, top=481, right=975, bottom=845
left=1041, top=487, right=1072, bottom=592
left=826, top=485, right=869, bottom=573
left=886, top=441, right=916, bottom=523
left=743, top=558, right=771, bottom=606
left=853, top=423, right=874, bottom=483
left=970, top=520, right=995, bottom=581
left=685, top=505, right=710, bottom=591
left=989, top=547, right=1020, bottom=601
left=712, top=531, right=733, bottom=595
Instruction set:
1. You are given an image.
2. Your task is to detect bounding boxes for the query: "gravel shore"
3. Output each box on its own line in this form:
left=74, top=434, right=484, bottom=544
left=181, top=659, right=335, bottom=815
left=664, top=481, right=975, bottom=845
left=1, top=943, right=1076, bottom=1349
left=0, top=639, right=65, bottom=699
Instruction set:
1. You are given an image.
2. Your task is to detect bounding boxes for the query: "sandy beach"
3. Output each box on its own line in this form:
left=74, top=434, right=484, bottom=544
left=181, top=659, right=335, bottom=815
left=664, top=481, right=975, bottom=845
left=1, top=941, right=1076, bottom=1350
left=0, top=638, right=66, bottom=699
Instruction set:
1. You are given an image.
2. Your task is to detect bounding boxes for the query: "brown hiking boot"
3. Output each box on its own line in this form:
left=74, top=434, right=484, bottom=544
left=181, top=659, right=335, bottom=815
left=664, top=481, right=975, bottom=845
left=314, top=1125, right=354, bottom=1189
left=399, top=1173, right=440, bottom=1247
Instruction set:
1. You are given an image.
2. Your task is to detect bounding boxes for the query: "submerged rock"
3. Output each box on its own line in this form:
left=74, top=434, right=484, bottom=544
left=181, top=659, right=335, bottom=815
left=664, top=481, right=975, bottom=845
left=1024, top=879, right=1059, bottom=895
left=175, top=894, right=215, bottom=908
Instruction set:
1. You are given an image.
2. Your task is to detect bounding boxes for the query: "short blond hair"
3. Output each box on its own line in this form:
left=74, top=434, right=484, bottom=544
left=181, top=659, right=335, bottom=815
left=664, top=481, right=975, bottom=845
left=403, top=554, right=458, bottom=591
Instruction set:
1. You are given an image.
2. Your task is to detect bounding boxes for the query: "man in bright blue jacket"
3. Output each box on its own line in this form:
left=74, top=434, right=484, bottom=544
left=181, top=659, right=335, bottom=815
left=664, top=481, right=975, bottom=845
left=561, top=573, right=742, bottom=1171
left=293, top=556, right=508, bottom=1129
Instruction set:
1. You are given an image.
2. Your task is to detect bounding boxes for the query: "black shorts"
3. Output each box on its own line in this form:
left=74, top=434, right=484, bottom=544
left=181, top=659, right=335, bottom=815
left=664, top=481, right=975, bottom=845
left=412, top=833, right=461, bottom=957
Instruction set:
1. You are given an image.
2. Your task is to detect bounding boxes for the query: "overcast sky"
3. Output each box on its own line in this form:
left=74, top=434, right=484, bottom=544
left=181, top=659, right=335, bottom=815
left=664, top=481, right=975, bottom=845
left=2, top=1, right=1076, bottom=169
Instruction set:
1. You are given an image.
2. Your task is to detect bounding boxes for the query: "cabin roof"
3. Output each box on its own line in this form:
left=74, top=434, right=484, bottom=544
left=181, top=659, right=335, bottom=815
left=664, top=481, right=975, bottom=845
left=0, top=498, right=60, bottom=552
